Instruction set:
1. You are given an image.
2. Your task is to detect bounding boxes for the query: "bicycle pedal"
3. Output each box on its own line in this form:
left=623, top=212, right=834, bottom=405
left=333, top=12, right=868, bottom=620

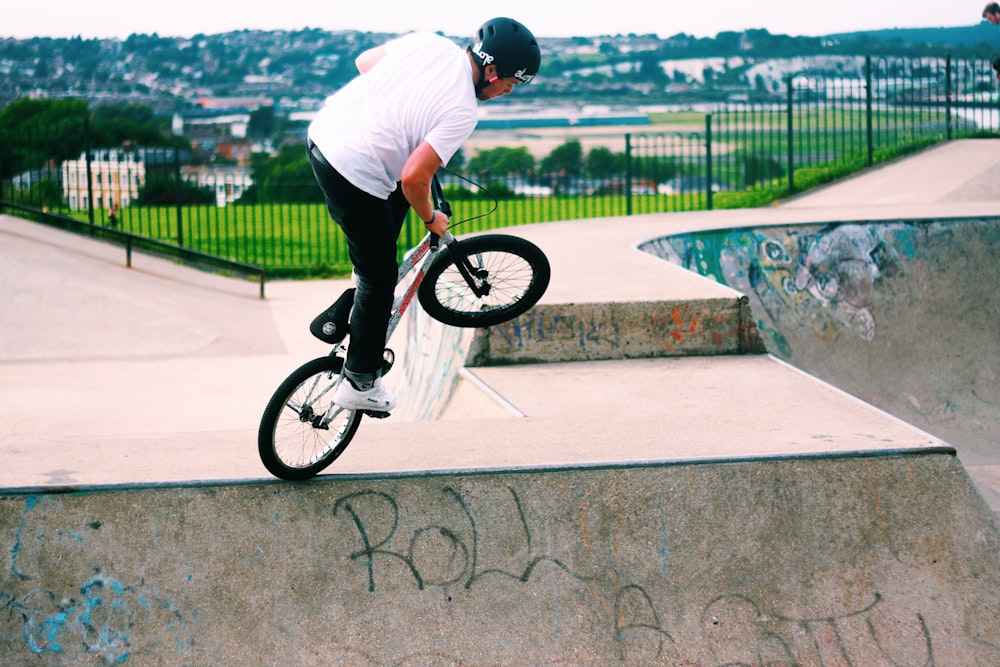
left=363, top=410, right=392, bottom=419
left=380, top=348, right=395, bottom=376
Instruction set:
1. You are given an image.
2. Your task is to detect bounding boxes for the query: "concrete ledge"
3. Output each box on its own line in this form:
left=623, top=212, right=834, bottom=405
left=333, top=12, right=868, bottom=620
left=3, top=450, right=999, bottom=664
left=462, top=218, right=760, bottom=366
left=467, top=296, right=764, bottom=365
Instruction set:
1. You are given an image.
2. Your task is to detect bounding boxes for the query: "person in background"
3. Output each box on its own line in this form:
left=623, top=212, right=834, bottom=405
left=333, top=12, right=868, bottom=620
left=986, top=5, right=1000, bottom=79
left=306, top=18, right=541, bottom=413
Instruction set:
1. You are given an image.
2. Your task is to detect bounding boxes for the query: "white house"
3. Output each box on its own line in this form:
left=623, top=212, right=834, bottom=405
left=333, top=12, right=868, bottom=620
left=61, top=149, right=144, bottom=211
left=180, top=165, right=253, bottom=207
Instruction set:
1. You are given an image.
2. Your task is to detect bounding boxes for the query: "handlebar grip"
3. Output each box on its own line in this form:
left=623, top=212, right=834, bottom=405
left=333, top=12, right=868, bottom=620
left=431, top=173, right=451, bottom=217
left=430, top=232, right=441, bottom=250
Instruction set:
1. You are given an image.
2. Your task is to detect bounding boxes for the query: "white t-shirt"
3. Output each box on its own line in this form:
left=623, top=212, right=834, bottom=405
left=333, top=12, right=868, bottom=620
left=308, top=32, right=478, bottom=199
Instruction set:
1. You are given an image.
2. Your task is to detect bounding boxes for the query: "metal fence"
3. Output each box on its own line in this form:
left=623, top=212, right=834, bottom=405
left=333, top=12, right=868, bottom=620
left=2, top=54, right=997, bottom=278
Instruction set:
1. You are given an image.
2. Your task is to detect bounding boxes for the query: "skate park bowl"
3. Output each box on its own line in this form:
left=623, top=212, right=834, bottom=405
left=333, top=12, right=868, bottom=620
left=2, top=140, right=1000, bottom=663
left=639, top=216, right=1000, bottom=510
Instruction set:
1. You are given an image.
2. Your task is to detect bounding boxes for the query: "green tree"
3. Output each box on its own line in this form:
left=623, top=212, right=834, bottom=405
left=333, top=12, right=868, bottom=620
left=635, top=51, right=668, bottom=85
left=0, top=97, right=89, bottom=178
left=0, top=97, right=171, bottom=180
left=248, top=105, right=277, bottom=140
left=541, top=140, right=583, bottom=177
left=585, top=146, right=623, bottom=178
left=466, top=146, right=535, bottom=177
left=632, top=156, right=679, bottom=183
left=743, top=153, right=784, bottom=185
left=137, top=176, right=214, bottom=205
left=240, top=143, right=321, bottom=203
left=90, top=102, right=170, bottom=147
left=445, top=146, right=466, bottom=172
left=10, top=178, right=63, bottom=209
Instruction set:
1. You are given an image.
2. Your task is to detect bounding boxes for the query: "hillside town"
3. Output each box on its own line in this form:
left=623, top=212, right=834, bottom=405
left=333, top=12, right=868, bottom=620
left=3, top=25, right=997, bottom=215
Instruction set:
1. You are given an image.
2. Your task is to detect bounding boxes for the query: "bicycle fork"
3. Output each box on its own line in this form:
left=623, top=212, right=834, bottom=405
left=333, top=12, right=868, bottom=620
left=445, top=242, right=492, bottom=298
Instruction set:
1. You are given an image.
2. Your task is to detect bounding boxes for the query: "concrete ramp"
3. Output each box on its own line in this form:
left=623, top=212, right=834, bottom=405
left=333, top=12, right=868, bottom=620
left=640, top=217, right=1000, bottom=508
left=3, top=449, right=1000, bottom=665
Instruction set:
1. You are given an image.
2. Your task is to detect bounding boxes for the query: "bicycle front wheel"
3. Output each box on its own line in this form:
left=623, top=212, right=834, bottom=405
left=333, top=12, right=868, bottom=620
left=258, top=356, right=362, bottom=480
left=418, top=234, right=551, bottom=328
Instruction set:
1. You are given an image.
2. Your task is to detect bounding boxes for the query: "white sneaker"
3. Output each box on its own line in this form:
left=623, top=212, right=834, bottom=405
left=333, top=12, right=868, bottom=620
left=333, top=378, right=397, bottom=412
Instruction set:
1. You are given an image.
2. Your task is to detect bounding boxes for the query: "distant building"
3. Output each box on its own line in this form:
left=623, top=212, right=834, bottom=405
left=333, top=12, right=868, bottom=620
left=194, top=96, right=271, bottom=110
left=180, top=165, right=253, bottom=207
left=11, top=165, right=60, bottom=191
left=216, top=140, right=253, bottom=166
left=61, top=149, right=145, bottom=211
left=182, top=114, right=251, bottom=144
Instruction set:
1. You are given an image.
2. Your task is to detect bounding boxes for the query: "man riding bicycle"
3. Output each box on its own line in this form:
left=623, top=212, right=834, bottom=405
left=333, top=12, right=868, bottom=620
left=306, top=17, right=541, bottom=413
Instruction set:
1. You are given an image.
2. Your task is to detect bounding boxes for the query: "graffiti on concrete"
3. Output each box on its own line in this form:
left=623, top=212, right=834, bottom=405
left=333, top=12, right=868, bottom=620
left=330, top=483, right=945, bottom=665
left=394, top=308, right=474, bottom=421
left=615, top=588, right=937, bottom=665
left=1, top=573, right=193, bottom=664
left=640, top=217, right=1000, bottom=454
left=1, top=496, right=194, bottom=664
left=485, top=305, right=624, bottom=352
left=3, top=476, right=995, bottom=664
left=476, top=301, right=736, bottom=361
left=641, top=221, right=919, bottom=346
left=333, top=485, right=601, bottom=593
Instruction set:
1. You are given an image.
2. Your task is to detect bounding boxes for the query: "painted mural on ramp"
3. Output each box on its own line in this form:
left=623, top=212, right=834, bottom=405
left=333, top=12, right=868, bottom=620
left=641, top=217, right=1000, bottom=460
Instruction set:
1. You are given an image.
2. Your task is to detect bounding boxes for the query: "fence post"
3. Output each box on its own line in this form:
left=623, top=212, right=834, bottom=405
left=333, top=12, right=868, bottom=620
left=786, top=75, right=795, bottom=193
left=84, top=117, right=95, bottom=225
left=866, top=55, right=874, bottom=167
left=945, top=54, right=953, bottom=141
left=624, top=133, right=633, bottom=216
left=173, top=144, right=184, bottom=247
left=0, top=126, right=5, bottom=214
left=705, top=114, right=714, bottom=211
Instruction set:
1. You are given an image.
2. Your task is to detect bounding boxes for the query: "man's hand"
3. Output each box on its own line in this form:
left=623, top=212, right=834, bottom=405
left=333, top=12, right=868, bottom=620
left=424, top=209, right=450, bottom=237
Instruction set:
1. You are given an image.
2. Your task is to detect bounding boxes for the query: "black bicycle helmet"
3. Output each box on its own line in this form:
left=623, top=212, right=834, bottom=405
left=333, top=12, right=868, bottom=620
left=471, top=17, right=541, bottom=84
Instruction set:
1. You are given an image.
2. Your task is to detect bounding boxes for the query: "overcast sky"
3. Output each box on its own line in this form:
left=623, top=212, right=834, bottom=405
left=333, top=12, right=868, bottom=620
left=1, top=0, right=986, bottom=41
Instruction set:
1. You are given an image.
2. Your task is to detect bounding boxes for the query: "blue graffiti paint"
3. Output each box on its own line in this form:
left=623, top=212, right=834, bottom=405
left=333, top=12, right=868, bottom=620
left=10, top=496, right=40, bottom=581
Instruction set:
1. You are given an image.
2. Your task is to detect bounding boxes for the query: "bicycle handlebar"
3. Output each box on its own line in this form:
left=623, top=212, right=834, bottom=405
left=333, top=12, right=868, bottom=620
left=431, top=173, right=452, bottom=217
left=429, top=173, right=453, bottom=249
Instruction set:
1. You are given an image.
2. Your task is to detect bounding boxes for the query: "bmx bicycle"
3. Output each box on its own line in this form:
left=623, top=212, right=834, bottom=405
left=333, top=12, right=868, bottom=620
left=258, top=174, right=551, bottom=480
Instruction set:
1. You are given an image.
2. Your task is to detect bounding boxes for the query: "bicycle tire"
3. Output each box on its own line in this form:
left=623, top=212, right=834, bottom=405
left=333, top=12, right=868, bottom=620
left=258, top=355, right=362, bottom=480
left=417, top=234, right=550, bottom=328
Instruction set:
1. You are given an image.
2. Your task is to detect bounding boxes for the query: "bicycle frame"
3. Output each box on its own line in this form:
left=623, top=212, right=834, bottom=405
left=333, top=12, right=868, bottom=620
left=383, top=229, right=456, bottom=345
left=380, top=172, right=476, bottom=345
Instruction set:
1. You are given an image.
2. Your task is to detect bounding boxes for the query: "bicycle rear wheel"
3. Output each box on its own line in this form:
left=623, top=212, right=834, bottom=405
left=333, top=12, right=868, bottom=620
left=417, top=234, right=550, bottom=328
left=258, top=355, right=362, bottom=480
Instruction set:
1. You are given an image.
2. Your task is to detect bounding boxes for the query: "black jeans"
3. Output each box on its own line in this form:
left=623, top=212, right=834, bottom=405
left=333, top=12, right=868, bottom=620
left=307, top=141, right=410, bottom=384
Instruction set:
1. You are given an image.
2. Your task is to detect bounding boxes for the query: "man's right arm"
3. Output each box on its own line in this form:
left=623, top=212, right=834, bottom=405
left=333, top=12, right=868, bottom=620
left=401, top=142, right=449, bottom=236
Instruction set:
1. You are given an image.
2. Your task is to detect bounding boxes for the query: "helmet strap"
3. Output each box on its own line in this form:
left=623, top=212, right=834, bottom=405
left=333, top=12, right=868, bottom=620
left=471, top=49, right=508, bottom=96
left=469, top=48, right=490, bottom=96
